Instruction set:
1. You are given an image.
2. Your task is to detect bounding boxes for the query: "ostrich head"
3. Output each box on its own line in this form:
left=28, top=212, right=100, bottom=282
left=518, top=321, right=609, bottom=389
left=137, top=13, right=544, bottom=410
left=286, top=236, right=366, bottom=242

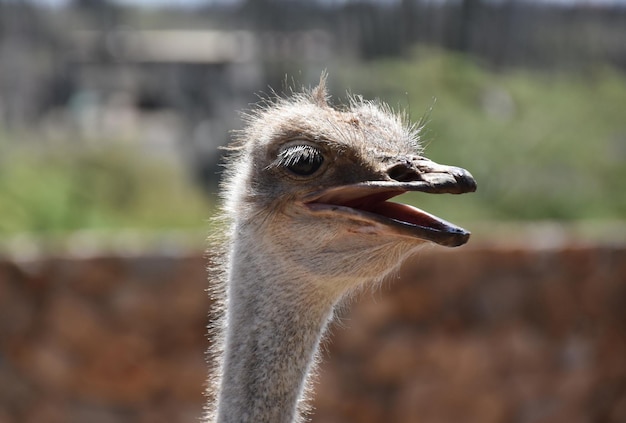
left=221, top=78, right=476, bottom=295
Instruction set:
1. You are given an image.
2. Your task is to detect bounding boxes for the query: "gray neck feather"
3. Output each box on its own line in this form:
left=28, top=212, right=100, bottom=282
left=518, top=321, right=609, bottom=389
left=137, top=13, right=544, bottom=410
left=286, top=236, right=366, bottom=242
left=214, top=229, right=336, bottom=423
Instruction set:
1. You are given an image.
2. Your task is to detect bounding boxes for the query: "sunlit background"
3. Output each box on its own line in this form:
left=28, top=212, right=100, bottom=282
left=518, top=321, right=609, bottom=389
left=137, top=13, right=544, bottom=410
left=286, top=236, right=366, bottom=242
left=1, top=0, right=625, bottom=251
left=0, top=1, right=625, bottom=422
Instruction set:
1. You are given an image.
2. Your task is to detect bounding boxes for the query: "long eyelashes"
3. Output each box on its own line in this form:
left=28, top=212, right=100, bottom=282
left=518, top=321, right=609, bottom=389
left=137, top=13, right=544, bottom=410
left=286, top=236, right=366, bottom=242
left=276, top=144, right=324, bottom=176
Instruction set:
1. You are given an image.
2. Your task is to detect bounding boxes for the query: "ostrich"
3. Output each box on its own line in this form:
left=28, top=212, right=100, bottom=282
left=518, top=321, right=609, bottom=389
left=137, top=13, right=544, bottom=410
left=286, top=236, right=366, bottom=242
left=206, top=76, right=476, bottom=423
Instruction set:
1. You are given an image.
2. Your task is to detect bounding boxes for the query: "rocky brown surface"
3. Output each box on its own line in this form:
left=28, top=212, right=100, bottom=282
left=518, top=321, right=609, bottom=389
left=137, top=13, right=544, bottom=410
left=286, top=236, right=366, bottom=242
left=0, top=243, right=624, bottom=423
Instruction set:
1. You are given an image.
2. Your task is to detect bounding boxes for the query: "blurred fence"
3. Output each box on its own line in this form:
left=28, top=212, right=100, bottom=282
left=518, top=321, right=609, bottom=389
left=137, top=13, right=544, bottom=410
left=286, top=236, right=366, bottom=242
left=1, top=238, right=624, bottom=423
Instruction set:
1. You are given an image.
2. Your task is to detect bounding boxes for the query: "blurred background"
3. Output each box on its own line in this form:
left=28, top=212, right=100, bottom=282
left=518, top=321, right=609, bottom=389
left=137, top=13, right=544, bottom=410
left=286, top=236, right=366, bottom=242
left=0, top=0, right=625, bottom=422
left=1, top=0, right=625, bottom=244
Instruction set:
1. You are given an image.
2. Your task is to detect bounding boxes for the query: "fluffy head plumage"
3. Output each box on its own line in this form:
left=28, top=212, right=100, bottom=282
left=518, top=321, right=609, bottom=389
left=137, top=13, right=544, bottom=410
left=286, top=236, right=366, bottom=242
left=222, top=77, right=425, bottom=223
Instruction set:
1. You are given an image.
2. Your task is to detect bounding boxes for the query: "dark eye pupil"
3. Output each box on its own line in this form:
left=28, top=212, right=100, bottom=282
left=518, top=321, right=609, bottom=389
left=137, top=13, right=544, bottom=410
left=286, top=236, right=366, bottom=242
left=288, top=155, right=323, bottom=175
left=281, top=145, right=324, bottom=176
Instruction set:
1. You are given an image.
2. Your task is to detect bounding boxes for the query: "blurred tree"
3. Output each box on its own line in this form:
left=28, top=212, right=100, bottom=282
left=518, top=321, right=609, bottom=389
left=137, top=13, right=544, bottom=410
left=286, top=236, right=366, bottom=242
left=70, top=0, right=123, bottom=30
left=455, top=0, right=481, bottom=52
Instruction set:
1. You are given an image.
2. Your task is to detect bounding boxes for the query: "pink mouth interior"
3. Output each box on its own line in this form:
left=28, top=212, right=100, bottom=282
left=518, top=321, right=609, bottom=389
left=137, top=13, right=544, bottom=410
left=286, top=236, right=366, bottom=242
left=320, top=191, right=448, bottom=230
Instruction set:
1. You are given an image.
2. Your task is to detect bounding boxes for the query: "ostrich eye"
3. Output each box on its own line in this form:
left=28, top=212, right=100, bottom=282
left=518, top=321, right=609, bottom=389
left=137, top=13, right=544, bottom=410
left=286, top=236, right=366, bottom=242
left=278, top=144, right=324, bottom=176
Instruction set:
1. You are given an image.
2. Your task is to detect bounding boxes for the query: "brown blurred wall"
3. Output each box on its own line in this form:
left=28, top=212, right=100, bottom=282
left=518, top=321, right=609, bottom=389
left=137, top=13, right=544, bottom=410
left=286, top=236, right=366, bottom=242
left=0, top=243, right=624, bottom=423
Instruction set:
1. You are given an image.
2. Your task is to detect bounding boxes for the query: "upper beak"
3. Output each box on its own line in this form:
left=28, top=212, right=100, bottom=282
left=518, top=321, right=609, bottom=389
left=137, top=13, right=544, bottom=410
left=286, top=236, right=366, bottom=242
left=384, top=156, right=477, bottom=194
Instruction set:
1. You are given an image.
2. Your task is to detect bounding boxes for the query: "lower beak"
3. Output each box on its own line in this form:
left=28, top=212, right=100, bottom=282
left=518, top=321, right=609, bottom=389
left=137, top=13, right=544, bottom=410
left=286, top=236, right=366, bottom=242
left=303, top=159, right=477, bottom=247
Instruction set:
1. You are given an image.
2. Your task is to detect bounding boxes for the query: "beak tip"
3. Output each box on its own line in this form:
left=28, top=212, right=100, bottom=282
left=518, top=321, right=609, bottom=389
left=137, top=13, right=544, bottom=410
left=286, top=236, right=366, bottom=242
left=453, top=167, right=477, bottom=193
left=447, top=230, right=471, bottom=247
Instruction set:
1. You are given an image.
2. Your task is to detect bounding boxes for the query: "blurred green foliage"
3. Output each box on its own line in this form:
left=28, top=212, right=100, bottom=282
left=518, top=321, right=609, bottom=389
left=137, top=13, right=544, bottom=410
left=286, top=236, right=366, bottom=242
left=0, top=49, right=625, bottom=236
left=336, top=49, right=626, bottom=224
left=0, top=143, right=213, bottom=236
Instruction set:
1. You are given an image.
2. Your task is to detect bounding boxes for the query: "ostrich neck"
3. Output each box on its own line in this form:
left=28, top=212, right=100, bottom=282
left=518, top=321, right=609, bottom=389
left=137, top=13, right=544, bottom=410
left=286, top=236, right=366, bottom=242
left=215, top=232, right=335, bottom=423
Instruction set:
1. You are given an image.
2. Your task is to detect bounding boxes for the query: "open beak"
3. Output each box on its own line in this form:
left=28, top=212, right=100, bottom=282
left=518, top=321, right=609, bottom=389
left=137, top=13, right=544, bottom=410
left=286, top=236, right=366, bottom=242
left=304, top=158, right=477, bottom=247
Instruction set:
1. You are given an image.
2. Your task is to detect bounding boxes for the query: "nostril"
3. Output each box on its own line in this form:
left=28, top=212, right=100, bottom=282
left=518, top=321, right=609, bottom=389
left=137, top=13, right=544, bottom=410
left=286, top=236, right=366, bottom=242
left=387, top=163, right=421, bottom=182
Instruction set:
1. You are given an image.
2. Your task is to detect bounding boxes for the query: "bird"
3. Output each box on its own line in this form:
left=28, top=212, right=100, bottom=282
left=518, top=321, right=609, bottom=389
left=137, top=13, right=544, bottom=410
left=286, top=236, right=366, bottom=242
left=205, top=75, right=476, bottom=423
